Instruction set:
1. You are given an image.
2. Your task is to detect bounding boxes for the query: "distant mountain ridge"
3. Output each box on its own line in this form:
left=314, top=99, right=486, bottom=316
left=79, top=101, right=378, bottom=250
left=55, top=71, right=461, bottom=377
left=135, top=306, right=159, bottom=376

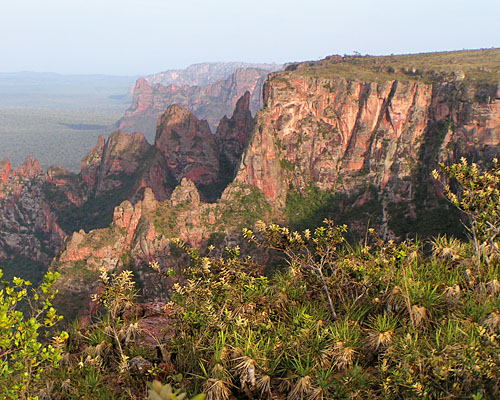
left=116, top=68, right=271, bottom=138
left=144, top=62, right=281, bottom=87
left=115, top=62, right=281, bottom=139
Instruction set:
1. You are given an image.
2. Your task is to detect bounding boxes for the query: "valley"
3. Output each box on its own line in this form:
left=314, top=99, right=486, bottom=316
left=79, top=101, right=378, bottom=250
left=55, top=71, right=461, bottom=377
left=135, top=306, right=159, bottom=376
left=1, top=49, right=500, bottom=399
left=2, top=49, right=500, bottom=281
left=0, top=63, right=279, bottom=170
left=0, top=72, right=136, bottom=170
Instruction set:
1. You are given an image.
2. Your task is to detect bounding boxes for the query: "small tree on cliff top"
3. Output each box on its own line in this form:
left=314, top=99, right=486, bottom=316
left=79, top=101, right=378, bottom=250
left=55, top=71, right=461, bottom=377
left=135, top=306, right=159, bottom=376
left=433, top=157, right=500, bottom=269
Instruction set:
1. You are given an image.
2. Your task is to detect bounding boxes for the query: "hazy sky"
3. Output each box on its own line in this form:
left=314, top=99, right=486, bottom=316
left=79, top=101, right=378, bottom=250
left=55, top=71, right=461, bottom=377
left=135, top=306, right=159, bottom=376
left=1, top=0, right=498, bottom=75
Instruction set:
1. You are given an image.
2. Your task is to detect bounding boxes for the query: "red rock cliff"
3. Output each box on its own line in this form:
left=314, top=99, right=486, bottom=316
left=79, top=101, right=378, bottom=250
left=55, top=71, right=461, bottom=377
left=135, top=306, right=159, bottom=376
left=215, top=91, right=256, bottom=177
left=236, top=68, right=500, bottom=213
left=155, top=105, right=219, bottom=198
left=0, top=157, right=65, bottom=263
left=116, top=68, right=270, bottom=139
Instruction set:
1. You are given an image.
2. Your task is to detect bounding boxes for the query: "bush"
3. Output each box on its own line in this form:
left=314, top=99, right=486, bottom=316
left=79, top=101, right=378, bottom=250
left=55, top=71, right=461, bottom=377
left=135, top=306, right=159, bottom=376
left=434, top=157, right=500, bottom=269
left=4, top=158, right=500, bottom=399
left=160, top=215, right=500, bottom=399
left=0, top=269, right=67, bottom=399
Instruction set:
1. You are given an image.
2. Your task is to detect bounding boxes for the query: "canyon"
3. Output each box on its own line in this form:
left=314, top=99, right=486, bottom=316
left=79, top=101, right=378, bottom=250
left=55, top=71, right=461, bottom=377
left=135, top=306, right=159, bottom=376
left=1, top=49, right=499, bottom=314
left=0, top=90, right=256, bottom=273
left=116, top=64, right=278, bottom=139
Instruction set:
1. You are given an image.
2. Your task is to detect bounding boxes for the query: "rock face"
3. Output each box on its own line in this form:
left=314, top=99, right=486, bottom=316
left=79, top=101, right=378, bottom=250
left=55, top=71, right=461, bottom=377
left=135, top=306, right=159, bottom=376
left=236, top=77, right=432, bottom=205
left=116, top=68, right=270, bottom=139
left=0, top=157, right=65, bottom=263
left=94, top=131, right=151, bottom=194
left=235, top=53, right=500, bottom=236
left=155, top=105, right=219, bottom=197
left=215, top=91, right=256, bottom=181
left=108, top=97, right=255, bottom=202
left=77, top=101, right=254, bottom=204
left=79, top=131, right=174, bottom=204
left=144, top=62, right=281, bottom=87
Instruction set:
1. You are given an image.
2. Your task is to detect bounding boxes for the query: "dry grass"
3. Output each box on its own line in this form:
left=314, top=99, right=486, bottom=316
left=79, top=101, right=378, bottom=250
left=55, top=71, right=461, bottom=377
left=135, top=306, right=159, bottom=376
left=283, top=48, right=500, bottom=85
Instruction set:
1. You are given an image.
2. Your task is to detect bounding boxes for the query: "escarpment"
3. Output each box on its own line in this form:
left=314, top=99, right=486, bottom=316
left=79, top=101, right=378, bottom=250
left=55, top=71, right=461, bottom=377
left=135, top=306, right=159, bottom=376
left=116, top=67, right=272, bottom=139
left=235, top=52, right=500, bottom=236
left=0, top=91, right=257, bottom=271
left=3, top=49, right=500, bottom=302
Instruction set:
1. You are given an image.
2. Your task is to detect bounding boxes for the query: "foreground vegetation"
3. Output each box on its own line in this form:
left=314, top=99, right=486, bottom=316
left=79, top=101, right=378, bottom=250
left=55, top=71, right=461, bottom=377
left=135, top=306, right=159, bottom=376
left=1, top=158, right=500, bottom=399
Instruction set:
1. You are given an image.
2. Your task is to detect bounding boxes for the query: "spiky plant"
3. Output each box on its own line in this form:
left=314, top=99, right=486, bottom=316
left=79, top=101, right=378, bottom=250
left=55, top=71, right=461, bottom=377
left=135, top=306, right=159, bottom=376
left=288, top=375, right=315, bottom=400
left=203, top=378, right=231, bottom=400
left=255, top=374, right=272, bottom=398
left=407, top=281, right=444, bottom=327
left=366, top=313, right=398, bottom=351
left=431, top=235, right=463, bottom=261
left=330, top=319, right=361, bottom=370
left=234, top=355, right=257, bottom=391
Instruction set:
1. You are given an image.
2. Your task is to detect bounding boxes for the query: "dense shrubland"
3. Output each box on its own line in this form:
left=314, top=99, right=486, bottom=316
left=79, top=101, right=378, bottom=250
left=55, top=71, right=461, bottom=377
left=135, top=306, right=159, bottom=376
left=1, top=158, right=500, bottom=399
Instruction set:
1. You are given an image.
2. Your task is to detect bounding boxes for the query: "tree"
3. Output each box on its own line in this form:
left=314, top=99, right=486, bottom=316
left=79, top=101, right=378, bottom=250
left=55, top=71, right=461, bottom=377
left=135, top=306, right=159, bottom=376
left=433, top=157, right=500, bottom=269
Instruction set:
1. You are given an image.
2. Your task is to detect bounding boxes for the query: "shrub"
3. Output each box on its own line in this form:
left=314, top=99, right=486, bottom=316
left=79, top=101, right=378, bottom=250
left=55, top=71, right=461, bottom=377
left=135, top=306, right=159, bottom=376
left=0, top=269, right=67, bottom=399
left=160, top=215, right=500, bottom=399
left=6, top=157, right=500, bottom=399
left=433, top=157, right=500, bottom=269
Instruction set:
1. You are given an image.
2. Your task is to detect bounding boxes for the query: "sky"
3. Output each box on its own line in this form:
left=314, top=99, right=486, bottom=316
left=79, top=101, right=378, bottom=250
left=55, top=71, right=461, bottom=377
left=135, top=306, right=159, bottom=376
left=1, top=0, right=499, bottom=76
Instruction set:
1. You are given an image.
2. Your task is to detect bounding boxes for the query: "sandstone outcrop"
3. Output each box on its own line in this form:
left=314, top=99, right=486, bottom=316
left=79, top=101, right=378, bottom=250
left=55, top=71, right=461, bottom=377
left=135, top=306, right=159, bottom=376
left=116, top=68, right=270, bottom=138
left=155, top=105, right=219, bottom=196
left=235, top=52, right=500, bottom=236
left=215, top=91, right=256, bottom=182
left=94, top=130, right=151, bottom=194
left=77, top=95, right=257, bottom=205
left=0, top=157, right=66, bottom=264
